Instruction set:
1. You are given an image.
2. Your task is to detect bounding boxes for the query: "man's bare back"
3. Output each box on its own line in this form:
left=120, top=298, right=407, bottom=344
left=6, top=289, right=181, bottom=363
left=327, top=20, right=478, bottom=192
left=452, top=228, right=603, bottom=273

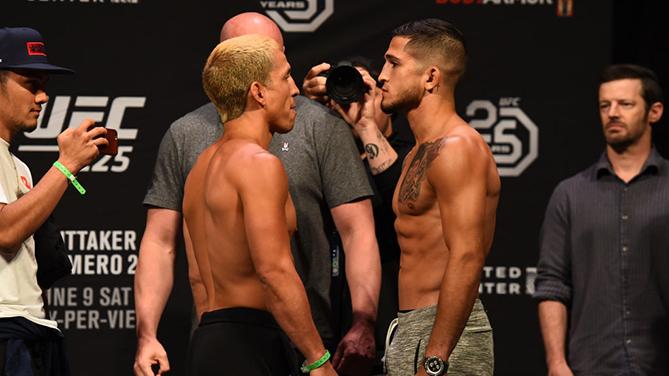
left=183, top=139, right=296, bottom=316
left=393, top=120, right=500, bottom=309
left=181, top=34, right=335, bottom=376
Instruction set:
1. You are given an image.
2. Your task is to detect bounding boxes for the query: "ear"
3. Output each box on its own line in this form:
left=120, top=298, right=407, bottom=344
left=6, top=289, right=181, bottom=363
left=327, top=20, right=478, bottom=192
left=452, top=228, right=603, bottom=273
left=648, top=101, right=664, bottom=124
left=249, top=81, right=266, bottom=107
left=424, top=66, right=441, bottom=93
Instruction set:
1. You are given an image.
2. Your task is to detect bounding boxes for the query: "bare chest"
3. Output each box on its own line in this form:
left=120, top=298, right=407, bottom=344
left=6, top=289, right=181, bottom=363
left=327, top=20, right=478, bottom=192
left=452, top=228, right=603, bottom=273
left=392, top=138, right=445, bottom=216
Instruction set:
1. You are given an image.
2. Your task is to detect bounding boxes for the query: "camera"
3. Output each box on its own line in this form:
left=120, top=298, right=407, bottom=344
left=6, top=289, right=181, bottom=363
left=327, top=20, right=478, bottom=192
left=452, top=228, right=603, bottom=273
left=320, top=62, right=368, bottom=105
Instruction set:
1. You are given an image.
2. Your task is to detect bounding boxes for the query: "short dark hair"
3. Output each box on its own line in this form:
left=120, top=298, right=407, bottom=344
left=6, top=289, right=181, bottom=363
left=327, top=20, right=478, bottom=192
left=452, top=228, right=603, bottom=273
left=600, top=64, right=664, bottom=110
left=392, top=18, right=467, bottom=84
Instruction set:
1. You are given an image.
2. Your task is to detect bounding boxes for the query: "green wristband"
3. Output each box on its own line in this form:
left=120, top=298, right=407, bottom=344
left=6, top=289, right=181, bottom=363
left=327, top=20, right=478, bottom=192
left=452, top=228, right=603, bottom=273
left=300, top=350, right=330, bottom=373
left=53, top=161, right=86, bottom=195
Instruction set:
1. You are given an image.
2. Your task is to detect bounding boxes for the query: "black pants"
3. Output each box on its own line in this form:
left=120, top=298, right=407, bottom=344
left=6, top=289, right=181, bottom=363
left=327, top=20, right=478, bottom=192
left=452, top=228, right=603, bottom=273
left=0, top=338, right=42, bottom=376
left=187, top=307, right=298, bottom=376
left=0, top=339, right=5, bottom=376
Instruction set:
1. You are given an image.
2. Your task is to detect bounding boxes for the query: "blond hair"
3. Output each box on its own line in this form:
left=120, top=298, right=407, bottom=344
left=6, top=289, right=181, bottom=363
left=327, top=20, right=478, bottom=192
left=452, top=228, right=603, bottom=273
left=202, top=34, right=279, bottom=123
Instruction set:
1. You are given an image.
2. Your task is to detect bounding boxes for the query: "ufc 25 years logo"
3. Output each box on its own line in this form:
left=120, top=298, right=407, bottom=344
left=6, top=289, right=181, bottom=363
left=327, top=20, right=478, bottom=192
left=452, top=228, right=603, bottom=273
left=466, top=98, right=538, bottom=177
left=260, top=0, right=334, bottom=32
left=20, top=96, right=146, bottom=173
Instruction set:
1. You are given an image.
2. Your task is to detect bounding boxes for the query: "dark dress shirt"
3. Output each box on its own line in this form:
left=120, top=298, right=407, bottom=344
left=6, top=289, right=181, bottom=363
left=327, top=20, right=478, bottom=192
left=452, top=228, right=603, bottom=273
left=534, top=148, right=669, bottom=375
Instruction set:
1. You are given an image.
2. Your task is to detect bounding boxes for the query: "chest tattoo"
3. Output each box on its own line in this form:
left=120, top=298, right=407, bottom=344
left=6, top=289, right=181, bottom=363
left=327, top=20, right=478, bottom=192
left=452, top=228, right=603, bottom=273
left=398, top=138, right=445, bottom=206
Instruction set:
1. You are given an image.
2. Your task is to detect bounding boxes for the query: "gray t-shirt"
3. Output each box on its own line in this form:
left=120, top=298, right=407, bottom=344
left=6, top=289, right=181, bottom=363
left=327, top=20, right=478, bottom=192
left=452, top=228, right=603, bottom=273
left=143, top=96, right=373, bottom=340
left=143, top=102, right=221, bottom=211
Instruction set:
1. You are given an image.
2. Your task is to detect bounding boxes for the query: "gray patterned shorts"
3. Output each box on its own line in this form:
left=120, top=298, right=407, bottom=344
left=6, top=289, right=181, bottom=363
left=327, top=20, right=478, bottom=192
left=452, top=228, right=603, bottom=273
left=384, top=299, right=494, bottom=376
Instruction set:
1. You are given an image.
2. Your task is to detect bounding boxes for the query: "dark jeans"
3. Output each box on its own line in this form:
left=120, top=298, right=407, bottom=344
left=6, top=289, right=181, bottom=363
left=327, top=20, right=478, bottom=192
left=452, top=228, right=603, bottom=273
left=0, top=338, right=41, bottom=376
left=0, top=339, right=5, bottom=376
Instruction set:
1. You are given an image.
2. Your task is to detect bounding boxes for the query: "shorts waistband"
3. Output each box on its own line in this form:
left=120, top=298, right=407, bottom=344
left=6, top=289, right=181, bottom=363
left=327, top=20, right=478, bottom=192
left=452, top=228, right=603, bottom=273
left=199, top=307, right=278, bottom=330
left=397, top=305, right=436, bottom=320
left=397, top=298, right=487, bottom=321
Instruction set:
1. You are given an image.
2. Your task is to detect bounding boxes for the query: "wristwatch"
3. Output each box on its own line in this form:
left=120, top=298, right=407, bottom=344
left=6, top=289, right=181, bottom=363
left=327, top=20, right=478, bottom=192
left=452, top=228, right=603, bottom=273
left=424, top=355, right=449, bottom=376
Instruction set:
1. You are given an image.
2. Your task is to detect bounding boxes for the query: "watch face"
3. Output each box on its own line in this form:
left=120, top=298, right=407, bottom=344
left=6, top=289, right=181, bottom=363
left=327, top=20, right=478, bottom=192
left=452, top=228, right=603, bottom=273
left=425, top=356, right=444, bottom=376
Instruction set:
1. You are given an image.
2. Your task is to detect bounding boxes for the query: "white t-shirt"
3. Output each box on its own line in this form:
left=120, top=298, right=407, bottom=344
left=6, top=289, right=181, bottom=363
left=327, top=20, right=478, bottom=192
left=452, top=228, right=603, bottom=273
left=0, top=138, right=58, bottom=330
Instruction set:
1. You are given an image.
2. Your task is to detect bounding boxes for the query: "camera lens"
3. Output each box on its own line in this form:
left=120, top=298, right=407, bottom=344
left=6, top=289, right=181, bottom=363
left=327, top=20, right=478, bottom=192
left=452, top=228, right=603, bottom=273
left=326, top=65, right=367, bottom=105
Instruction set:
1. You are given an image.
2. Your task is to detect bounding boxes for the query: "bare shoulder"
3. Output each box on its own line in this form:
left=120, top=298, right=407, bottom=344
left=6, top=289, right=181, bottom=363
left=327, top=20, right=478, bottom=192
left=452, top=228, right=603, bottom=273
left=437, top=123, right=494, bottom=165
left=445, top=123, right=492, bottom=157
left=241, top=146, right=283, bottom=174
left=427, top=123, right=497, bottom=188
left=226, top=142, right=287, bottom=187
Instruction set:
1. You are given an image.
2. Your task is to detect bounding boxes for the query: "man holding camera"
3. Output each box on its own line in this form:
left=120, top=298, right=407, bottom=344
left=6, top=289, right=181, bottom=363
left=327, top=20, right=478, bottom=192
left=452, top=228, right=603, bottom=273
left=0, top=27, right=108, bottom=374
left=303, top=60, right=402, bottom=176
left=134, top=12, right=380, bottom=376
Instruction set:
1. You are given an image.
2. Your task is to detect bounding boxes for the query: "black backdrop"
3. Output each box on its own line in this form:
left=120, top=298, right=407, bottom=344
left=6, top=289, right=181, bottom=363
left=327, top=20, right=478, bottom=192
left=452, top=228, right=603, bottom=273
left=2, top=1, right=665, bottom=375
left=612, top=0, right=669, bottom=158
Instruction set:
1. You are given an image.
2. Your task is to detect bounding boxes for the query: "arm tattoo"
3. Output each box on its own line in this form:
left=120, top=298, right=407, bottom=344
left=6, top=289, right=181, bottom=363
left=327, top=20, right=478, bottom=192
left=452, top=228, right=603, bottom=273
left=365, top=143, right=380, bottom=159
left=398, top=137, right=445, bottom=206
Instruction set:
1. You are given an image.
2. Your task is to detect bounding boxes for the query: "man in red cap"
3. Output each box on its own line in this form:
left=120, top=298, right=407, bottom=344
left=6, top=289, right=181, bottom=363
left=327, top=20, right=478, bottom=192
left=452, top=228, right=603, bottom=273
left=0, top=27, right=108, bottom=375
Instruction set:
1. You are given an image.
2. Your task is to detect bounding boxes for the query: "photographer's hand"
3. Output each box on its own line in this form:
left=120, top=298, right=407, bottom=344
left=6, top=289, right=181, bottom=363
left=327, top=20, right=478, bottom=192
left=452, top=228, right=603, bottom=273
left=332, top=70, right=398, bottom=175
left=302, top=62, right=331, bottom=104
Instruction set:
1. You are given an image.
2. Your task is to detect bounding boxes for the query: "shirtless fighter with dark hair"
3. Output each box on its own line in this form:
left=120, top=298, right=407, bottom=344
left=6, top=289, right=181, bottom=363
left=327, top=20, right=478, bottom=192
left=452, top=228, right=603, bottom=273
left=380, top=19, right=500, bottom=376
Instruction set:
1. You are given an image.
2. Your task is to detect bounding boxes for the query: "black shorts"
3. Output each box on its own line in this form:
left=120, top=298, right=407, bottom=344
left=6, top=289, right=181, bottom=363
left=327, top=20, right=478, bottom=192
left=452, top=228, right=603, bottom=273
left=187, top=307, right=298, bottom=376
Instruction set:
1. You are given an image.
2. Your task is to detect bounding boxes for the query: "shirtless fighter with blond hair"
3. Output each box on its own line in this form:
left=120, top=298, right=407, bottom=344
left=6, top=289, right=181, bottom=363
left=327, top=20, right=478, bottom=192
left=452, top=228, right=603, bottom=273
left=183, top=35, right=336, bottom=376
